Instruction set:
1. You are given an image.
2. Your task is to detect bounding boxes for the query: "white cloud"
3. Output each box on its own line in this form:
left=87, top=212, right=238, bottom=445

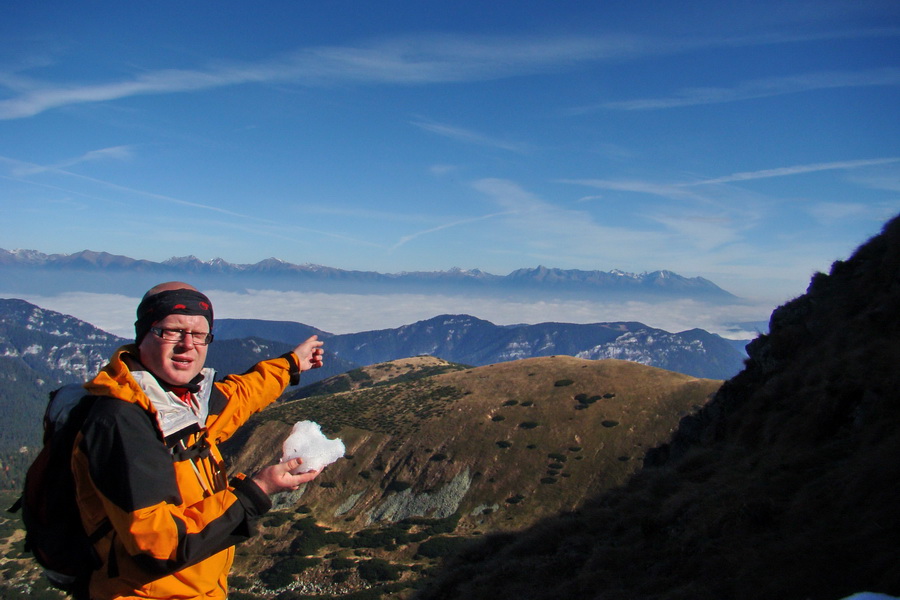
left=472, top=177, right=734, bottom=266
left=807, top=202, right=871, bottom=223
left=646, top=213, right=740, bottom=251
left=559, top=159, right=900, bottom=257
left=1, top=154, right=379, bottom=248
left=0, top=33, right=651, bottom=120
left=4, top=29, right=895, bottom=119
left=596, top=67, right=900, bottom=111
left=7, top=289, right=777, bottom=341
left=11, top=145, right=135, bottom=177
left=2, top=155, right=252, bottom=216
left=687, top=157, right=900, bottom=185
left=428, top=164, right=459, bottom=176
left=8, top=292, right=138, bottom=338
left=474, top=177, right=852, bottom=301
left=390, top=210, right=514, bottom=251
left=560, top=178, right=708, bottom=202
left=411, top=120, right=531, bottom=153
left=846, top=164, right=900, bottom=193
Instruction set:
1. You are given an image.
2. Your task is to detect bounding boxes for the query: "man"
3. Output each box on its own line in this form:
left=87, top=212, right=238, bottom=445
left=70, top=282, right=325, bottom=600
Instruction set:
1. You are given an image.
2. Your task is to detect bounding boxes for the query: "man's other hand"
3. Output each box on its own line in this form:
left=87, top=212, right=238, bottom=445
left=252, top=458, right=319, bottom=494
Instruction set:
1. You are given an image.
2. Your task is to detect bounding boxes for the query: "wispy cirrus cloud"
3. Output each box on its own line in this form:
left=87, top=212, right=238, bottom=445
left=10, top=145, right=135, bottom=177
left=4, top=29, right=896, bottom=120
left=557, top=158, right=900, bottom=275
left=807, top=202, right=870, bottom=223
left=686, top=157, right=900, bottom=185
left=411, top=119, right=531, bottom=153
left=559, top=178, right=708, bottom=202
left=470, top=177, right=677, bottom=261
left=0, top=34, right=650, bottom=120
left=390, top=210, right=516, bottom=252
left=563, top=157, right=900, bottom=200
left=428, top=164, right=459, bottom=176
left=0, top=67, right=241, bottom=120
left=0, top=154, right=378, bottom=247
left=473, top=177, right=872, bottom=301
left=0, top=154, right=254, bottom=217
left=593, top=67, right=900, bottom=111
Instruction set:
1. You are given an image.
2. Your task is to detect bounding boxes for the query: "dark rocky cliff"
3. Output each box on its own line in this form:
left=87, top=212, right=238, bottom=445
left=417, top=214, right=900, bottom=600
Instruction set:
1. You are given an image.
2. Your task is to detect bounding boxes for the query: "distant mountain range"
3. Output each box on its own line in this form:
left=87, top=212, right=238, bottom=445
left=216, top=314, right=746, bottom=381
left=0, top=248, right=737, bottom=301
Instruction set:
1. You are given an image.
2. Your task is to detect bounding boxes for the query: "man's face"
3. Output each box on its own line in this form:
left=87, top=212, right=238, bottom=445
left=137, top=313, right=210, bottom=386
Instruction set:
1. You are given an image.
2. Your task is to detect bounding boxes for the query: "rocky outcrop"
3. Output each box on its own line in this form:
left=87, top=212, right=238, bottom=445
left=366, top=468, right=473, bottom=524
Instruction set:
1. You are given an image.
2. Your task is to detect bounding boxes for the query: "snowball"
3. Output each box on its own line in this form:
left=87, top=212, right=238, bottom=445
left=280, top=420, right=345, bottom=474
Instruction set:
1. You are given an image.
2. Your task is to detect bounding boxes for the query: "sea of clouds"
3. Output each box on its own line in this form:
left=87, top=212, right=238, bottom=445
left=5, top=288, right=782, bottom=342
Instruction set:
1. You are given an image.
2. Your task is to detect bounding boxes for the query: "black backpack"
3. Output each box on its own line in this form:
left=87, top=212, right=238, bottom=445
left=8, top=385, right=111, bottom=599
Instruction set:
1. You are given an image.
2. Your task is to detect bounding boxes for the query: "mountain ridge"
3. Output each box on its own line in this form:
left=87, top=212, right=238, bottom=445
left=315, top=314, right=745, bottom=380
left=0, top=248, right=737, bottom=300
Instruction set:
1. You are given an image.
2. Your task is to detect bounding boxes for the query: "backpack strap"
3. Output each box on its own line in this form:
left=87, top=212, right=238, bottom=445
left=88, top=518, right=114, bottom=576
left=167, top=427, right=227, bottom=496
left=88, top=519, right=113, bottom=545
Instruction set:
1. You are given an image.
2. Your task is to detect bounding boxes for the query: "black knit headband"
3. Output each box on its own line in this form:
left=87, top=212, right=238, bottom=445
left=134, top=289, right=214, bottom=344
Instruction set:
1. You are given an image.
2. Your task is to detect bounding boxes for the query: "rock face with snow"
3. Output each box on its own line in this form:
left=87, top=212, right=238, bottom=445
left=417, top=214, right=900, bottom=600
left=0, top=298, right=124, bottom=380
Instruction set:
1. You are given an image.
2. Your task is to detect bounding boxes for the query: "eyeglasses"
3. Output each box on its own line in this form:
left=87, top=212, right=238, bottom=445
left=150, top=327, right=214, bottom=346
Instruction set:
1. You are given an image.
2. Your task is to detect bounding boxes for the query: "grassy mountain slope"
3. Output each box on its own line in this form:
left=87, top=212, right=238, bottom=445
left=217, top=356, right=720, bottom=597
left=415, top=215, right=900, bottom=600
left=228, top=357, right=720, bottom=533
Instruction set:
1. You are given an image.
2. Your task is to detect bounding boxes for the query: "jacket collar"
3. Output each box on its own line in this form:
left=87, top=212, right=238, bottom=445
left=85, top=344, right=216, bottom=439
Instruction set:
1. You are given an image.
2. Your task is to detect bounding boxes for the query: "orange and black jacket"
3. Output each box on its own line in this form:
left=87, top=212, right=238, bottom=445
left=71, top=345, right=297, bottom=600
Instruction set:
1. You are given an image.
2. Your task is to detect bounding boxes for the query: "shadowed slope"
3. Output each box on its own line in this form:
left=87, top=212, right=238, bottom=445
left=416, top=214, right=900, bottom=600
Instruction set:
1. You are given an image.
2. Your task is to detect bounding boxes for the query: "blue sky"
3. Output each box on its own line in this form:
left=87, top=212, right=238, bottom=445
left=2, top=1, right=899, bottom=336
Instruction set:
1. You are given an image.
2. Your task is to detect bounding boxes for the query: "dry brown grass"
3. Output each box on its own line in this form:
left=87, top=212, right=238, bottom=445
left=225, top=356, right=721, bottom=552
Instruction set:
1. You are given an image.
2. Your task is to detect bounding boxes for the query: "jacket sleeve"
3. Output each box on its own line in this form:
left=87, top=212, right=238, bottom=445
left=205, top=354, right=296, bottom=444
left=76, top=397, right=271, bottom=575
